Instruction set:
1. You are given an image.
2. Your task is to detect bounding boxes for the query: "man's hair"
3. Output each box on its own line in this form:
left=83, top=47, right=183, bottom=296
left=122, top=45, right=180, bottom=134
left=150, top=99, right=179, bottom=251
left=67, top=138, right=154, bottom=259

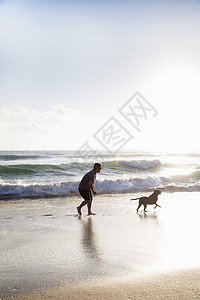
left=94, top=162, right=101, bottom=170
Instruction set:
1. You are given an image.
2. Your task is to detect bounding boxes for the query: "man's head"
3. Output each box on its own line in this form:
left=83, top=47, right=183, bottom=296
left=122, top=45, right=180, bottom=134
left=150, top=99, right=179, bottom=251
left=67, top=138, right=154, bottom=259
left=94, top=162, right=102, bottom=173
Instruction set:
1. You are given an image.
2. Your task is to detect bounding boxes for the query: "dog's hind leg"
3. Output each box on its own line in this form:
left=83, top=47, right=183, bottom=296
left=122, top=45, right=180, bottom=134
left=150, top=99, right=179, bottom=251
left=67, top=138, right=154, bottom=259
left=143, top=204, right=147, bottom=212
left=137, top=201, right=142, bottom=212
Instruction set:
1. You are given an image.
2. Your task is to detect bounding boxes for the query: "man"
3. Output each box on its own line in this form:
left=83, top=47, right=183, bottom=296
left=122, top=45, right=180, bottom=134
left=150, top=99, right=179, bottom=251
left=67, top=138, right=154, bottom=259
left=77, top=162, right=102, bottom=216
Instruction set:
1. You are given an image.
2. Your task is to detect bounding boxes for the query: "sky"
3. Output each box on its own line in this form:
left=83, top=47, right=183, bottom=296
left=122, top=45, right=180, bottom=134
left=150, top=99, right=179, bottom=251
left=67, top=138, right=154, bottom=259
left=0, top=0, right=200, bottom=152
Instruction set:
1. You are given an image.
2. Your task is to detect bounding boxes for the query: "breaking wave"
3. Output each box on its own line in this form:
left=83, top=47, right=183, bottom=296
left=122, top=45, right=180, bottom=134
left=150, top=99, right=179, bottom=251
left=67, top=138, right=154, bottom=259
left=119, top=159, right=161, bottom=170
left=1, top=150, right=200, bottom=200
left=0, top=174, right=200, bottom=200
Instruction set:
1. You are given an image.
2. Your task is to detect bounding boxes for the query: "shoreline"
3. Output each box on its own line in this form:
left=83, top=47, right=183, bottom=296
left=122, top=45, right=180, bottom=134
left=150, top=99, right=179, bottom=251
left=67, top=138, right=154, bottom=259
left=1, top=192, right=200, bottom=299
left=1, top=186, right=200, bottom=203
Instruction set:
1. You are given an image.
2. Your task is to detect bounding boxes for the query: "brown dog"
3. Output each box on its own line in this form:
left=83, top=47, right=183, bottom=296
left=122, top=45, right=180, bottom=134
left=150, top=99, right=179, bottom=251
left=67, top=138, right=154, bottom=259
left=131, top=190, right=161, bottom=212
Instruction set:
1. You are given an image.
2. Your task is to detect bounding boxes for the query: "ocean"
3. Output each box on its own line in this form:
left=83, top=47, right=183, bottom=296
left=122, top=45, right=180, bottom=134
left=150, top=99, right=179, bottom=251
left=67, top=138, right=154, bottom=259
left=0, top=150, right=200, bottom=200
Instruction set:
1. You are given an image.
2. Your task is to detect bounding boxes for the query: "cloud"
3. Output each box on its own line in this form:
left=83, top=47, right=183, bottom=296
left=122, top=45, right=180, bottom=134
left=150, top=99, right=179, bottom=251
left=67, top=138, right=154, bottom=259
left=1, top=104, right=81, bottom=127
left=0, top=105, right=86, bottom=150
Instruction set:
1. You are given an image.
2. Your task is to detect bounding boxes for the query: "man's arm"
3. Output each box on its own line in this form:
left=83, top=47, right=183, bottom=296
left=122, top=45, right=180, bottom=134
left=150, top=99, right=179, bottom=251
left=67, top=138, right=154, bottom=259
left=89, top=181, right=96, bottom=194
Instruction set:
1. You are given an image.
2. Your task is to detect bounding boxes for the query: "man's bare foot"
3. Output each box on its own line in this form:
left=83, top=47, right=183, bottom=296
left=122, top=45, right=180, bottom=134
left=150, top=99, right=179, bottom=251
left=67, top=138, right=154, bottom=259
left=88, top=212, right=96, bottom=215
left=77, top=206, right=82, bottom=215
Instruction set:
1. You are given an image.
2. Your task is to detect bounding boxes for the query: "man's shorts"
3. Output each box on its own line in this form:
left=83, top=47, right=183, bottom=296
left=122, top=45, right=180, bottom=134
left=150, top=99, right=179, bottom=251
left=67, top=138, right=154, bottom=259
left=78, top=188, right=93, bottom=201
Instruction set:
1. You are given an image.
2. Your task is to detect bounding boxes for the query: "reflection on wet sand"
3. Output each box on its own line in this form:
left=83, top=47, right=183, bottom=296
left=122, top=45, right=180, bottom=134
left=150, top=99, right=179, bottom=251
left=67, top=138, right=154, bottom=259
left=80, top=217, right=100, bottom=260
left=137, top=211, right=158, bottom=220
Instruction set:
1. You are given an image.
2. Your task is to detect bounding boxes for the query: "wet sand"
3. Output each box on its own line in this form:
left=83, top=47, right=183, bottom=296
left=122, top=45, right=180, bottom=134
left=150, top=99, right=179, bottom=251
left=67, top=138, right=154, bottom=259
left=4, top=268, right=200, bottom=300
left=1, top=192, right=200, bottom=299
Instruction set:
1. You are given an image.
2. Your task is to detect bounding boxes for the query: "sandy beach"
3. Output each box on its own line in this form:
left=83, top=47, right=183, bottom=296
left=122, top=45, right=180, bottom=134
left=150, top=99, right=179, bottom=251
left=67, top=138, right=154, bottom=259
left=1, top=192, right=200, bottom=299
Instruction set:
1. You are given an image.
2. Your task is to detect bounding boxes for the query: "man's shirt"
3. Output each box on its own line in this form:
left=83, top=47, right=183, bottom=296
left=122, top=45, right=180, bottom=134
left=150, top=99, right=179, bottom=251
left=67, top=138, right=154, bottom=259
left=79, top=169, right=96, bottom=191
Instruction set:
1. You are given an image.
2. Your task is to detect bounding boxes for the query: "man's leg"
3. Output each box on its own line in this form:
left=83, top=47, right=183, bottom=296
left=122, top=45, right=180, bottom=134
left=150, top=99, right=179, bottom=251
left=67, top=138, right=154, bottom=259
left=87, top=200, right=92, bottom=215
left=87, top=191, right=95, bottom=215
left=77, top=200, right=89, bottom=215
left=77, top=189, right=91, bottom=215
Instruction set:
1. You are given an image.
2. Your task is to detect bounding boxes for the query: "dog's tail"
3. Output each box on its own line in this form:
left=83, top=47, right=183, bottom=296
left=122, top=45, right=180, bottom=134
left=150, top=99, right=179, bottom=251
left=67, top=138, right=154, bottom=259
left=130, top=198, right=140, bottom=201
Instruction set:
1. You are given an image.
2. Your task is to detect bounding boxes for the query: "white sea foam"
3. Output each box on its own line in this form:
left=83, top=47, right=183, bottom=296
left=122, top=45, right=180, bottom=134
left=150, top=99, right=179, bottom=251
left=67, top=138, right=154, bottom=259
left=120, top=159, right=161, bottom=169
left=0, top=175, right=200, bottom=200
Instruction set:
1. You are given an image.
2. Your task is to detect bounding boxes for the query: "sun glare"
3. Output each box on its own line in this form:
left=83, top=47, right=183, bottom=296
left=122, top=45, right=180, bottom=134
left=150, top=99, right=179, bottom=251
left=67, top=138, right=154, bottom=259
left=154, top=60, right=199, bottom=101
left=148, top=61, right=200, bottom=153
left=165, top=64, right=197, bottom=91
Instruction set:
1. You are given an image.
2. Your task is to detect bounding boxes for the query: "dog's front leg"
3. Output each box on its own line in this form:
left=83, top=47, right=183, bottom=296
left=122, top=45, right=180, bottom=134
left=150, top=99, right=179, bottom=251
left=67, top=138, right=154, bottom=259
left=154, top=204, right=161, bottom=208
